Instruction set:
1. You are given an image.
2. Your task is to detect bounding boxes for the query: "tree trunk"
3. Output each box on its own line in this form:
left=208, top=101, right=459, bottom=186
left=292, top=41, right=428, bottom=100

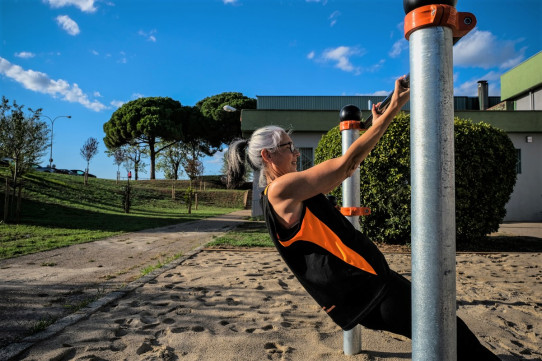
left=16, top=184, right=22, bottom=223
left=3, top=178, right=9, bottom=223
left=149, top=140, right=156, bottom=180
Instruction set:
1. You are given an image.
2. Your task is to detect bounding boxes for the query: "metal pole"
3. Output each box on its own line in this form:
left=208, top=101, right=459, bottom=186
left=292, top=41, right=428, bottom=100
left=409, top=24, right=456, bottom=361
left=49, top=119, right=55, bottom=168
left=41, top=115, right=71, bottom=168
left=340, top=105, right=362, bottom=355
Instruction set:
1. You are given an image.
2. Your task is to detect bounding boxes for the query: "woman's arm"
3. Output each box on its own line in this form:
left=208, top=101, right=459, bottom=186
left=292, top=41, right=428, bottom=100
left=268, top=76, right=410, bottom=226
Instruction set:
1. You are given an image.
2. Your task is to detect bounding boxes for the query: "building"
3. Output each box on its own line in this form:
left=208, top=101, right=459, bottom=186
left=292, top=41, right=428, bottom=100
left=241, top=51, right=542, bottom=222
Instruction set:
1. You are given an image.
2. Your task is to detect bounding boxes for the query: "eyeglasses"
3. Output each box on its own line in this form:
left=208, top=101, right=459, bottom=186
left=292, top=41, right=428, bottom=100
left=278, top=141, right=298, bottom=153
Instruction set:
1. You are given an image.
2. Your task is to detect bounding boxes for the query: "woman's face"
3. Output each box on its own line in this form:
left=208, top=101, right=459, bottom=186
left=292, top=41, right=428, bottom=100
left=268, top=133, right=300, bottom=176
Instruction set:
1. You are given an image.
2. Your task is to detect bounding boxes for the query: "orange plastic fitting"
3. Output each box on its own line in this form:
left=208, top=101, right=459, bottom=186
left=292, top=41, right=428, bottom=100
left=404, top=4, right=476, bottom=40
left=340, top=207, right=371, bottom=216
left=339, top=120, right=362, bottom=131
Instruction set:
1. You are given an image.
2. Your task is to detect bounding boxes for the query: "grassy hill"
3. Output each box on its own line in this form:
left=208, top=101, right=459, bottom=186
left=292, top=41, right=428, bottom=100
left=0, top=168, right=246, bottom=259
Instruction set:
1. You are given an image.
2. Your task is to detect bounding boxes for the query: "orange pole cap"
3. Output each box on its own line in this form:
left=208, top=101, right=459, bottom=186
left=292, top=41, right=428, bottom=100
left=404, top=4, right=476, bottom=41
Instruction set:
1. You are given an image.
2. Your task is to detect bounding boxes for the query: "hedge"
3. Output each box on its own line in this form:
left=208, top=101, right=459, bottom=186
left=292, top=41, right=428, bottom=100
left=315, top=113, right=517, bottom=245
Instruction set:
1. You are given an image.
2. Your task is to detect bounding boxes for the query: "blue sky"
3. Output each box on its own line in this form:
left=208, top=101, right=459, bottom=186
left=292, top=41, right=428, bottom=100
left=1, top=0, right=540, bottom=180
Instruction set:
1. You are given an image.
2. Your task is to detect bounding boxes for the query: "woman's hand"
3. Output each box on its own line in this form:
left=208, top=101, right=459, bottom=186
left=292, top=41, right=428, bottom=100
left=389, top=75, right=410, bottom=111
left=371, top=102, right=383, bottom=122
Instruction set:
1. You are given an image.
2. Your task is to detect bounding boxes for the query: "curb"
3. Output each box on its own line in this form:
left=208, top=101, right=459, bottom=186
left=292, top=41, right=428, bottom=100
left=0, top=246, right=206, bottom=361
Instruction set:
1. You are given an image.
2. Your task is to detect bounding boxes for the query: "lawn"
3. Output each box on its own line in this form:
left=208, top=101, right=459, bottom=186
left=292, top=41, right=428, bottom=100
left=0, top=169, right=241, bottom=259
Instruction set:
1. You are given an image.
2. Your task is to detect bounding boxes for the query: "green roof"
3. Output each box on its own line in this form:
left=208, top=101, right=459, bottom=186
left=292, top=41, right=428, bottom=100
left=501, top=51, right=542, bottom=100
left=241, top=109, right=542, bottom=135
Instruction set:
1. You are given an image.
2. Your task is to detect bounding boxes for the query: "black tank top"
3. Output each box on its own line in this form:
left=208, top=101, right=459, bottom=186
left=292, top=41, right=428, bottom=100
left=261, top=190, right=392, bottom=330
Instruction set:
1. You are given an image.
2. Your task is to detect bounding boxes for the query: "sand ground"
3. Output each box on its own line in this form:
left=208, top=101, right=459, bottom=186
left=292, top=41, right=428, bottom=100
left=1, top=216, right=541, bottom=361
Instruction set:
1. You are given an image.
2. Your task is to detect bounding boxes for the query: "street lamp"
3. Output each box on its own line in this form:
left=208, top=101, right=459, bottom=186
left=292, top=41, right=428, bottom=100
left=222, top=105, right=237, bottom=112
left=41, top=115, right=71, bottom=168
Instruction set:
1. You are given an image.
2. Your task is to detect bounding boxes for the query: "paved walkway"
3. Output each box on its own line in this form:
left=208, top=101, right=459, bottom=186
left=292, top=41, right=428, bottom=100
left=0, top=209, right=251, bottom=353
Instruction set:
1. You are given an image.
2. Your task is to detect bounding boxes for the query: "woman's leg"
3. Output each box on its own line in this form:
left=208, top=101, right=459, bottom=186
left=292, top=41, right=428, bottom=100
left=360, top=271, right=500, bottom=361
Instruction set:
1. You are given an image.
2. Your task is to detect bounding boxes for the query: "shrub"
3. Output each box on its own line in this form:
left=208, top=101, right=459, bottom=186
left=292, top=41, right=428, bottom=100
left=315, top=113, right=517, bottom=245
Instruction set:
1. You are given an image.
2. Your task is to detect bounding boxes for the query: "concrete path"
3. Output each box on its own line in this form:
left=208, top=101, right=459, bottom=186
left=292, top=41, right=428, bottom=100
left=0, top=209, right=251, bottom=351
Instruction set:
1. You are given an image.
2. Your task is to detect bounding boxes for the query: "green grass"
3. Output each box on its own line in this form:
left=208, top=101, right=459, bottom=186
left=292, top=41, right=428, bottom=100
left=207, top=221, right=273, bottom=248
left=140, top=253, right=183, bottom=276
left=0, top=169, right=240, bottom=259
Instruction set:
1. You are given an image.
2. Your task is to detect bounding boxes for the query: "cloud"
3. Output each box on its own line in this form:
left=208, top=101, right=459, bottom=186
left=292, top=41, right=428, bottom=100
left=321, top=46, right=363, bottom=74
left=111, top=100, right=125, bottom=108
left=454, top=70, right=502, bottom=96
left=132, top=93, right=144, bottom=99
left=0, top=57, right=106, bottom=111
left=371, top=90, right=390, bottom=96
left=45, top=0, right=97, bottom=13
left=453, top=29, right=526, bottom=70
left=307, top=51, right=315, bottom=60
left=306, top=0, right=328, bottom=4
left=329, top=11, right=340, bottom=27
left=91, top=49, right=99, bottom=56
left=223, top=0, right=238, bottom=4
left=389, top=38, right=408, bottom=58
left=138, top=30, right=157, bottom=42
left=15, top=51, right=36, bottom=59
left=56, top=15, right=80, bottom=36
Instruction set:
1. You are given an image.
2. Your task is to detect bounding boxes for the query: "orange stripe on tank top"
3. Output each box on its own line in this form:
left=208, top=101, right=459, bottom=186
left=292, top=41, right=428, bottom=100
left=278, top=207, right=377, bottom=275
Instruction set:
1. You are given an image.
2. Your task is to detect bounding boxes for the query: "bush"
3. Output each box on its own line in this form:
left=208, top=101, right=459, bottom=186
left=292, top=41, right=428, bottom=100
left=315, top=113, right=517, bottom=245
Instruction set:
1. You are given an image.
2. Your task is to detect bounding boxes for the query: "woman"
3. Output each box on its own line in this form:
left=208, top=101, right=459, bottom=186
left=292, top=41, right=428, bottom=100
left=227, top=76, right=500, bottom=360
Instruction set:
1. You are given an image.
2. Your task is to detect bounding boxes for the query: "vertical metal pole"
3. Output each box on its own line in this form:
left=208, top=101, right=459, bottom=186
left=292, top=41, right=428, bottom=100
left=410, top=25, right=457, bottom=361
left=341, top=111, right=362, bottom=355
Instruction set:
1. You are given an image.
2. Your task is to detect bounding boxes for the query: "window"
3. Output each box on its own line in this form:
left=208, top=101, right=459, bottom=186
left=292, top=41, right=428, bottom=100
left=297, top=147, right=313, bottom=171
left=516, top=149, right=522, bottom=174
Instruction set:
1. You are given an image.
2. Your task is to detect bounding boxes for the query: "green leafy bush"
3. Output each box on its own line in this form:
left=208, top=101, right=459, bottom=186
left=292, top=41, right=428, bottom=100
left=315, top=113, right=517, bottom=245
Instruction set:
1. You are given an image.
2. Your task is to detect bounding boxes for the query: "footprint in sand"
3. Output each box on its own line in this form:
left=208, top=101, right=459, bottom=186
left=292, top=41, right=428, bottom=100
left=264, top=342, right=294, bottom=360
left=278, top=280, right=288, bottom=289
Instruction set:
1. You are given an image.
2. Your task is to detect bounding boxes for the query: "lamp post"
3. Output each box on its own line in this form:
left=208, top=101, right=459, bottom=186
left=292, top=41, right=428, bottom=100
left=222, top=105, right=237, bottom=112
left=41, top=115, right=71, bottom=168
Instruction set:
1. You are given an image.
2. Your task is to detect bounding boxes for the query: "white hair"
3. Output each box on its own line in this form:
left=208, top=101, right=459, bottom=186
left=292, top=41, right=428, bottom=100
left=226, top=126, right=289, bottom=188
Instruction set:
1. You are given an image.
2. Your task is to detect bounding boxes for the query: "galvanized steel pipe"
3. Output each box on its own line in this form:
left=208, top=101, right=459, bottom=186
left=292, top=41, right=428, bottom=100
left=409, top=26, right=457, bottom=361
left=340, top=109, right=362, bottom=355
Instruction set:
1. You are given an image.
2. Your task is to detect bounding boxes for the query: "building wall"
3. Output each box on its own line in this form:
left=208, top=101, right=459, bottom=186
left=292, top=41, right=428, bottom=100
left=505, top=133, right=542, bottom=221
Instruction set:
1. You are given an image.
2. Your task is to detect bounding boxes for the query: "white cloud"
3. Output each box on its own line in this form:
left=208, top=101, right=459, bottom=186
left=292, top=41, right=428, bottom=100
left=306, top=0, right=328, bottom=4
left=56, top=15, right=80, bottom=36
left=307, top=51, right=315, bottom=59
left=15, top=51, right=36, bottom=59
left=453, top=29, right=526, bottom=70
left=208, top=149, right=226, bottom=165
left=0, top=57, right=106, bottom=111
left=111, top=100, right=125, bottom=108
left=91, top=49, right=99, bottom=56
left=132, top=93, right=144, bottom=99
left=138, top=29, right=157, bottom=42
left=223, top=0, right=237, bottom=4
left=93, top=91, right=102, bottom=97
left=371, top=90, right=390, bottom=96
left=321, top=46, right=363, bottom=74
left=45, top=0, right=97, bottom=13
left=389, top=38, right=408, bottom=58
left=454, top=70, right=502, bottom=96
left=329, top=11, right=340, bottom=27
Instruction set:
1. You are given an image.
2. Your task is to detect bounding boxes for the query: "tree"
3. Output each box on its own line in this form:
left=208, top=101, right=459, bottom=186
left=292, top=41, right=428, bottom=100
left=156, top=141, right=186, bottom=180
left=0, top=96, right=48, bottom=222
left=315, top=113, right=517, bottom=244
left=105, top=148, right=125, bottom=183
left=103, top=97, right=184, bottom=179
left=120, top=143, right=147, bottom=180
left=196, top=92, right=256, bottom=144
left=80, top=137, right=98, bottom=185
